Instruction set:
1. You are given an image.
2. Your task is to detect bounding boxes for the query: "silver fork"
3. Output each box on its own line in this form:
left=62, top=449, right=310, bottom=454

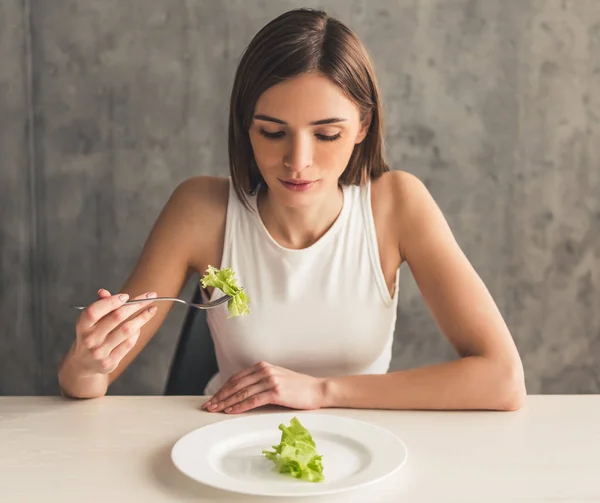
left=70, top=293, right=235, bottom=311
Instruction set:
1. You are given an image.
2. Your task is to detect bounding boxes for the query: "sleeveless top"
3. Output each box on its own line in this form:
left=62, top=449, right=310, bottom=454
left=202, top=178, right=400, bottom=395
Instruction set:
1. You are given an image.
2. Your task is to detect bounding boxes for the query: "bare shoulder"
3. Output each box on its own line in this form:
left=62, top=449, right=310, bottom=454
left=166, top=175, right=229, bottom=226
left=371, top=169, right=430, bottom=211
left=170, top=175, right=229, bottom=214
left=159, top=175, right=230, bottom=270
left=371, top=170, right=449, bottom=261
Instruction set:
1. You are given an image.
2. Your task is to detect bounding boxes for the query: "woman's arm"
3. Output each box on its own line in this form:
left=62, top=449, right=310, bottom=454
left=323, top=171, right=526, bottom=411
left=58, top=177, right=228, bottom=398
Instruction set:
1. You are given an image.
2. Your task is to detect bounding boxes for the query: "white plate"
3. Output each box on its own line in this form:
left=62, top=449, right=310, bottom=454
left=171, top=412, right=408, bottom=497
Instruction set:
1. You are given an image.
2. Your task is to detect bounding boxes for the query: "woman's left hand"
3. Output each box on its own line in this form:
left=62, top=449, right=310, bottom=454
left=201, top=361, right=326, bottom=414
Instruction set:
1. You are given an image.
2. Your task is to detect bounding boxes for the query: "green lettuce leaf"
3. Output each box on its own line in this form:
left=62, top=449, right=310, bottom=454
left=262, top=417, right=324, bottom=482
left=200, top=265, right=250, bottom=318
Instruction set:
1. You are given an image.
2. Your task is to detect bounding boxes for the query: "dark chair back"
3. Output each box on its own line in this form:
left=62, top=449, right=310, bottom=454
left=164, top=285, right=218, bottom=395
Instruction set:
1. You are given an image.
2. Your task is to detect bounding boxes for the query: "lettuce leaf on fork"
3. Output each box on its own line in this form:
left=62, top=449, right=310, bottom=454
left=200, top=265, right=250, bottom=318
left=262, top=417, right=325, bottom=482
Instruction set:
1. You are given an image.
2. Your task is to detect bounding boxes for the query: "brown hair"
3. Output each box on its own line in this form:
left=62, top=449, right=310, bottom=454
left=228, top=8, right=389, bottom=209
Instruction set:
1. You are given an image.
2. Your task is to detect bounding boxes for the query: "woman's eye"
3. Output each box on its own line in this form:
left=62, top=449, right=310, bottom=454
left=258, top=129, right=341, bottom=142
left=259, top=129, right=285, bottom=139
left=315, top=133, right=341, bottom=142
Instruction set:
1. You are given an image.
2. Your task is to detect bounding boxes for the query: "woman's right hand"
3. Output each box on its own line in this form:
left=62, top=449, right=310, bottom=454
left=72, top=288, right=159, bottom=375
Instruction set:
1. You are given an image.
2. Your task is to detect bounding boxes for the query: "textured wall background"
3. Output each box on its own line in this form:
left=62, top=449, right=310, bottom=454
left=1, top=0, right=598, bottom=396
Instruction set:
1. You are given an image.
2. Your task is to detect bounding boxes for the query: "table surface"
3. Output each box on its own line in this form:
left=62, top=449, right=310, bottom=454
left=1, top=395, right=599, bottom=502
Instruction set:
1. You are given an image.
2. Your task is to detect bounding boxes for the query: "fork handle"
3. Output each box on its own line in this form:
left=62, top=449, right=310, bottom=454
left=124, top=297, right=186, bottom=305
left=70, top=297, right=187, bottom=310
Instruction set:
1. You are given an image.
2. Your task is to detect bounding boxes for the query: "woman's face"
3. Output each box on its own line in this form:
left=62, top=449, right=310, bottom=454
left=249, top=72, right=369, bottom=208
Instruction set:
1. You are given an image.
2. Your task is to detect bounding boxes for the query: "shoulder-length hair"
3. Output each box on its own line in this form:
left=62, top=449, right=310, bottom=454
left=228, top=8, right=389, bottom=208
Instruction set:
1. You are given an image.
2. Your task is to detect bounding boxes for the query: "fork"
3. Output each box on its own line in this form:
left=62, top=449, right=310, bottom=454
left=70, top=292, right=235, bottom=311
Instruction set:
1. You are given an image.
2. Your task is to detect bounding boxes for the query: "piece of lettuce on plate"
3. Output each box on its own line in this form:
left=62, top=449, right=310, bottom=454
left=262, top=416, right=325, bottom=482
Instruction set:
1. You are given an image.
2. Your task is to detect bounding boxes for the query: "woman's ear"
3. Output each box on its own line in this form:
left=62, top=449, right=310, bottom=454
left=355, top=110, right=373, bottom=144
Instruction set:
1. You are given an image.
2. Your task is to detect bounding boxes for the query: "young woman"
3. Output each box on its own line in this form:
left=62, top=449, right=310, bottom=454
left=58, top=8, right=526, bottom=412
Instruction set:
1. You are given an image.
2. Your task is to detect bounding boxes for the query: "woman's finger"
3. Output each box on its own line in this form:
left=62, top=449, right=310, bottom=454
left=203, top=362, right=274, bottom=409
left=200, top=361, right=275, bottom=410
left=78, top=293, right=131, bottom=330
left=91, top=305, right=158, bottom=360
left=210, top=379, right=272, bottom=412
left=225, top=361, right=268, bottom=384
left=98, top=329, right=141, bottom=374
left=205, top=371, right=265, bottom=409
left=82, top=292, right=157, bottom=348
left=223, top=391, right=272, bottom=414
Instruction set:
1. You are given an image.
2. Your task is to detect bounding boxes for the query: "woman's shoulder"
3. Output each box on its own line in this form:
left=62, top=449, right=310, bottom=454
left=371, top=169, right=435, bottom=218
left=170, top=175, right=230, bottom=213
left=162, top=175, right=230, bottom=269
left=370, top=169, right=425, bottom=223
left=370, top=169, right=425, bottom=201
left=165, top=175, right=230, bottom=230
left=370, top=170, right=442, bottom=258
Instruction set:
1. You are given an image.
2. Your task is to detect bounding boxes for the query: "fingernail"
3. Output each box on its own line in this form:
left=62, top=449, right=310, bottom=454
left=148, top=306, right=157, bottom=314
left=119, top=294, right=129, bottom=302
left=209, top=403, right=218, bottom=411
left=224, top=407, right=232, bottom=413
left=146, top=292, right=157, bottom=299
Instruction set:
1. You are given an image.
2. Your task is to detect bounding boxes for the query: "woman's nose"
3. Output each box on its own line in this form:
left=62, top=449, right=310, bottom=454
left=283, top=134, right=313, bottom=172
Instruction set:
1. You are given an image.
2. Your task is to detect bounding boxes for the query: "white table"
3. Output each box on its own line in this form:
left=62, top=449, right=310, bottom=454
left=0, top=395, right=598, bottom=502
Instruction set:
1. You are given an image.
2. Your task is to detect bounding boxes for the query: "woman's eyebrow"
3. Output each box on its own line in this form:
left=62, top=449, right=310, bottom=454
left=253, top=114, right=348, bottom=125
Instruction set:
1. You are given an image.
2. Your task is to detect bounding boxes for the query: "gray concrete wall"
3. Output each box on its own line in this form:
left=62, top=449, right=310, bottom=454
left=1, top=0, right=598, bottom=395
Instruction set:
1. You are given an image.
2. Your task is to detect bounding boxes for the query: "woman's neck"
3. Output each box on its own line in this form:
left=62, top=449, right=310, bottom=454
left=257, top=185, right=344, bottom=249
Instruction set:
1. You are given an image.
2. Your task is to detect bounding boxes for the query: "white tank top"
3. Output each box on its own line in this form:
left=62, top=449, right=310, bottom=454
left=203, top=178, right=400, bottom=395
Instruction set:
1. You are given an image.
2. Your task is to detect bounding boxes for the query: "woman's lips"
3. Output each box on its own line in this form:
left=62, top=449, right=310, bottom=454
left=279, top=179, right=318, bottom=192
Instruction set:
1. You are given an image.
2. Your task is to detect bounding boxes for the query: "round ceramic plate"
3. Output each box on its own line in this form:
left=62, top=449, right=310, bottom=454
left=171, top=412, right=408, bottom=497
